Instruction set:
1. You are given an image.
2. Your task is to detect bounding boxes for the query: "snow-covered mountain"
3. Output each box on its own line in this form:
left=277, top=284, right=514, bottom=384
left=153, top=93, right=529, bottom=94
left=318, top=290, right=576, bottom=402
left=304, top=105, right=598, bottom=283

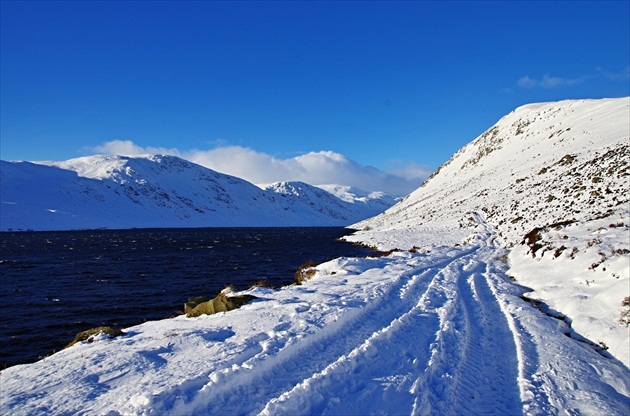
left=0, top=154, right=396, bottom=231
left=347, top=96, right=630, bottom=365
left=315, top=184, right=398, bottom=210
left=351, top=97, right=629, bottom=245
left=263, top=182, right=399, bottom=220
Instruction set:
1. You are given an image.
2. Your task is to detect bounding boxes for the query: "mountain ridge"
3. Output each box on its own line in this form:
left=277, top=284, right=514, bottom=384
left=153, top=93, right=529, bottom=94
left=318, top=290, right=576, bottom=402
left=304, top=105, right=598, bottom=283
left=0, top=154, right=397, bottom=231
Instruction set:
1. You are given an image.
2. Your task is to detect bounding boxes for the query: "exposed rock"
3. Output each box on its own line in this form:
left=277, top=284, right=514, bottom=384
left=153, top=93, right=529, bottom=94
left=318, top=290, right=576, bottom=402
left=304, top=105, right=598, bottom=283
left=186, top=293, right=257, bottom=318
left=184, top=296, right=211, bottom=314
left=66, top=326, right=124, bottom=348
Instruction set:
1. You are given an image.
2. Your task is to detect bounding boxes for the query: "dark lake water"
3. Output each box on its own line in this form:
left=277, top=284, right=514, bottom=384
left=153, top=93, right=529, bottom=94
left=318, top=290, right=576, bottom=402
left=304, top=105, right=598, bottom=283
left=0, top=227, right=374, bottom=369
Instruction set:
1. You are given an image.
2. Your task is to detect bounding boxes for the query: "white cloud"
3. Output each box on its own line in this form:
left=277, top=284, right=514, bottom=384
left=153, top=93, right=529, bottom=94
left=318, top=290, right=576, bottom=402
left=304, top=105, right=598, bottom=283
left=91, top=140, right=182, bottom=157
left=88, top=141, right=429, bottom=196
left=597, top=66, right=630, bottom=82
left=385, top=160, right=434, bottom=181
left=512, top=68, right=629, bottom=92
left=517, top=74, right=590, bottom=89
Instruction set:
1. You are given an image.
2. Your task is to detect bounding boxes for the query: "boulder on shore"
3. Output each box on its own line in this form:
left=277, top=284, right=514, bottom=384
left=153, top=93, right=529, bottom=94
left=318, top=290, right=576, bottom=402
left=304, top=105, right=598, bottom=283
left=66, top=326, right=124, bottom=348
left=184, top=296, right=211, bottom=314
left=186, top=293, right=257, bottom=318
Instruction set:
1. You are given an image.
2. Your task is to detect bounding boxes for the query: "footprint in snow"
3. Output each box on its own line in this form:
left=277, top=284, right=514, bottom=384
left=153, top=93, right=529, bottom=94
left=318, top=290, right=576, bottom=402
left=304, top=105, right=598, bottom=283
left=199, top=328, right=236, bottom=343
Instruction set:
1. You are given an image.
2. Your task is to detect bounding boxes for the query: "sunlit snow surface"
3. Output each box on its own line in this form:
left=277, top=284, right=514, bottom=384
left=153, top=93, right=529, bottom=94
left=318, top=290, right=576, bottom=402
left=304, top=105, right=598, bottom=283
left=2, top=97, right=628, bottom=415
left=1, top=224, right=628, bottom=415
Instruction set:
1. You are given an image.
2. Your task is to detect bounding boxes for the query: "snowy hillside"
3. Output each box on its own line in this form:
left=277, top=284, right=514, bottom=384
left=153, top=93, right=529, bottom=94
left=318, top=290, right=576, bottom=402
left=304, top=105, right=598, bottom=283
left=350, top=97, right=629, bottom=243
left=347, top=97, right=630, bottom=365
left=0, top=155, right=396, bottom=230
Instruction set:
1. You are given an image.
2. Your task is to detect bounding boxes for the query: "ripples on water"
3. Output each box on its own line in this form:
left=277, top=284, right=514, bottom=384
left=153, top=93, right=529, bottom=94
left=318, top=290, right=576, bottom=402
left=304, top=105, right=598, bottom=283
left=0, top=227, right=374, bottom=369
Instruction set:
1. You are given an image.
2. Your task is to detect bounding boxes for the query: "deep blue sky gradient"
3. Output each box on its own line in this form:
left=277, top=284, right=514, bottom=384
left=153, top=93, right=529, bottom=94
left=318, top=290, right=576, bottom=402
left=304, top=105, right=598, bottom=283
left=1, top=1, right=629, bottom=170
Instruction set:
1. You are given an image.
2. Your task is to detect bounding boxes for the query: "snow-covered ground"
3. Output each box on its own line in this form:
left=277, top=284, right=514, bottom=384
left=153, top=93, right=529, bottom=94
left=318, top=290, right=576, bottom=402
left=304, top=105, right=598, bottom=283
left=1, top=220, right=627, bottom=415
left=1, top=97, right=628, bottom=414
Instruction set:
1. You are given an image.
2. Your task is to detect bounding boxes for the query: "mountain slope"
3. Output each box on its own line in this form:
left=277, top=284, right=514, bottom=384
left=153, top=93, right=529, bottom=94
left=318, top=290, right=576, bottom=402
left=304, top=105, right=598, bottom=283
left=347, top=97, right=630, bottom=365
left=262, top=182, right=398, bottom=223
left=0, top=155, right=395, bottom=230
left=351, top=97, right=628, bottom=242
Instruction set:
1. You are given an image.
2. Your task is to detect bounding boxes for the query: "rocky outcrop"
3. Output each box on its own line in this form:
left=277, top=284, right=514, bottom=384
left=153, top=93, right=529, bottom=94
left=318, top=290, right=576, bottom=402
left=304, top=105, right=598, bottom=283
left=66, top=326, right=124, bottom=348
left=185, top=293, right=257, bottom=318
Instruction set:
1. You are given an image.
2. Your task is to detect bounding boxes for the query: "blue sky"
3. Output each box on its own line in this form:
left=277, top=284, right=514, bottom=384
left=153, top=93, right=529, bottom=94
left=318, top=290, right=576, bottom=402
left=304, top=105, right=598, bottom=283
left=1, top=1, right=629, bottom=194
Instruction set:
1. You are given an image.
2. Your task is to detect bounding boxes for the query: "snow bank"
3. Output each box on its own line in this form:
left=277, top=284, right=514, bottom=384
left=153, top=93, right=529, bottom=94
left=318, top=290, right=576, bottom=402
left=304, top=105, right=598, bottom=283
left=508, top=211, right=630, bottom=366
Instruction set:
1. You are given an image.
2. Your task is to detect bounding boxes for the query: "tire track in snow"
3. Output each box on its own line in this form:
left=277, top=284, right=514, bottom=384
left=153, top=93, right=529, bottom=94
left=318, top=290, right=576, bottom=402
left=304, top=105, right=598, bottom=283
left=188, top=268, right=434, bottom=415
left=458, top=268, right=522, bottom=414
left=153, top=249, right=478, bottom=415
left=468, top=212, right=555, bottom=414
left=258, top=271, right=443, bottom=415
left=482, top=260, right=553, bottom=415
left=412, top=250, right=522, bottom=415
left=259, top=243, right=523, bottom=416
left=127, top=221, right=526, bottom=416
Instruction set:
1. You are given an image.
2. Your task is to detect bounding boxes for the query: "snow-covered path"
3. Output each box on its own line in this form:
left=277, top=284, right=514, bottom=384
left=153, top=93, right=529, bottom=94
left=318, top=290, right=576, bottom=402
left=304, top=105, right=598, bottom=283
left=2, top=225, right=628, bottom=415
left=261, top=243, right=524, bottom=416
